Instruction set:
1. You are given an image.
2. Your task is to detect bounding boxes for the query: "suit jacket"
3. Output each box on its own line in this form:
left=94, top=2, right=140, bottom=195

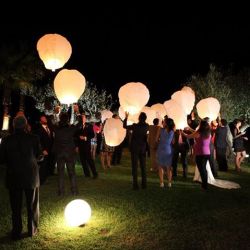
left=123, top=118, right=149, bottom=153
left=173, top=130, right=189, bottom=151
left=0, top=130, right=42, bottom=189
left=34, top=124, right=54, bottom=152
left=76, top=123, right=95, bottom=151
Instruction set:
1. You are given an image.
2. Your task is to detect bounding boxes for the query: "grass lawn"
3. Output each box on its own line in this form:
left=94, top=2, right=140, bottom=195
left=0, top=149, right=250, bottom=250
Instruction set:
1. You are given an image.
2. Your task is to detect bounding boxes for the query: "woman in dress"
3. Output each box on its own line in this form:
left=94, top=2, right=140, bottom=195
left=182, top=120, right=211, bottom=190
left=232, top=119, right=248, bottom=172
left=156, top=117, right=175, bottom=188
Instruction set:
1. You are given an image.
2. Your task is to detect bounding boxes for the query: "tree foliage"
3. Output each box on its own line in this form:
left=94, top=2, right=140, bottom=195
left=187, top=64, right=250, bottom=122
left=21, top=81, right=114, bottom=119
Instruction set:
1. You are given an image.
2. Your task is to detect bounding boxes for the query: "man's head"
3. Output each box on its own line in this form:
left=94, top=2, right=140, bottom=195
left=13, top=115, right=27, bottom=131
left=40, top=115, right=47, bottom=125
left=138, top=112, right=147, bottom=123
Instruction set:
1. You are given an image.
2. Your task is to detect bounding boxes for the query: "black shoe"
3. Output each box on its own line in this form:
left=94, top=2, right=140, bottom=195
left=93, top=174, right=98, bottom=179
left=133, top=185, right=139, bottom=190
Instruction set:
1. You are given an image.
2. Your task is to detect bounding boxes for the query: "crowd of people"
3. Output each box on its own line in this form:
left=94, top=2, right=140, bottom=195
left=0, top=105, right=249, bottom=240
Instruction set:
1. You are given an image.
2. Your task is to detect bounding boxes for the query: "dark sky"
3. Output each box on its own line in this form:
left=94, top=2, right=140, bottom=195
left=2, top=6, right=250, bottom=107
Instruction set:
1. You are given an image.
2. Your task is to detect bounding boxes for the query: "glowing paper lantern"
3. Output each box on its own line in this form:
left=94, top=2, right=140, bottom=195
left=171, top=90, right=195, bottom=115
left=196, top=97, right=220, bottom=121
left=118, top=82, right=150, bottom=115
left=182, top=86, right=195, bottom=95
left=118, top=106, right=140, bottom=125
left=164, top=99, right=187, bottom=129
left=141, top=106, right=156, bottom=125
left=151, top=103, right=167, bottom=120
left=103, top=118, right=126, bottom=146
left=64, top=199, right=91, bottom=227
left=54, top=69, right=86, bottom=105
left=37, top=33, right=72, bottom=71
left=101, top=110, right=113, bottom=123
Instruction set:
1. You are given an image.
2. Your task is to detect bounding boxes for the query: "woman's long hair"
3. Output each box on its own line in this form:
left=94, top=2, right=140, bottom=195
left=198, top=120, right=211, bottom=138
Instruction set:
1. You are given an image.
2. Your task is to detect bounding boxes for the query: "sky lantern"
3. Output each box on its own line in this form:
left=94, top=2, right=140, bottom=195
left=196, top=97, right=220, bottom=121
left=54, top=69, right=86, bottom=105
left=141, top=106, right=156, bottom=125
left=164, top=99, right=187, bottom=129
left=151, top=103, right=167, bottom=120
left=182, top=86, right=195, bottom=95
left=64, top=199, right=91, bottom=227
left=103, top=118, right=126, bottom=146
left=118, top=106, right=140, bottom=125
left=37, top=33, right=72, bottom=71
left=171, top=90, right=195, bottom=115
left=101, top=110, right=113, bottom=123
left=118, top=82, right=150, bottom=115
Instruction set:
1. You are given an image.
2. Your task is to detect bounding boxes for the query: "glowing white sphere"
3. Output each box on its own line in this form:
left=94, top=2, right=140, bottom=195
left=64, top=199, right=91, bottom=227
left=196, top=97, right=220, bottom=121
left=118, top=82, right=150, bottom=115
left=37, top=33, right=72, bottom=71
left=103, top=118, right=126, bottom=146
left=54, top=69, right=86, bottom=105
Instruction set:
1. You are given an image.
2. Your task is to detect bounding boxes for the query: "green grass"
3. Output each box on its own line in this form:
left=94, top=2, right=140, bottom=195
left=0, top=149, right=250, bottom=250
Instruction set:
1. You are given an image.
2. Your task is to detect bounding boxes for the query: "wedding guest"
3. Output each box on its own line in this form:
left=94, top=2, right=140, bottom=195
left=215, top=119, right=229, bottom=171
left=232, top=119, right=248, bottom=172
left=172, top=128, right=189, bottom=178
left=148, top=118, right=160, bottom=172
left=53, top=112, right=80, bottom=195
left=0, top=115, right=42, bottom=239
left=156, top=117, right=175, bottom=188
left=182, top=120, right=211, bottom=190
left=123, top=112, right=149, bottom=190
left=76, top=113, right=98, bottom=178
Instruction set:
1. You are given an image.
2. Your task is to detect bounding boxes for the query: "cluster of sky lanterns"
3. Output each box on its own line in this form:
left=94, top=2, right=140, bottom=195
left=36, top=33, right=221, bottom=227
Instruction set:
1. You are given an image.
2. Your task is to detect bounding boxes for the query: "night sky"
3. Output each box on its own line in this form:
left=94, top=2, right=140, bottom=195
left=2, top=7, right=250, bottom=107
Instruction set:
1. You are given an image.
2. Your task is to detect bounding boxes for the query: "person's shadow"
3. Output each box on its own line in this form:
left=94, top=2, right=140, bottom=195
left=0, top=232, right=30, bottom=244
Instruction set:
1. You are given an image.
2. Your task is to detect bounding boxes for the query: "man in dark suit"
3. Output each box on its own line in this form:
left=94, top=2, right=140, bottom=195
left=34, top=115, right=54, bottom=183
left=76, top=113, right=98, bottom=178
left=172, top=129, right=190, bottom=178
left=123, top=112, right=149, bottom=190
left=0, top=115, right=42, bottom=240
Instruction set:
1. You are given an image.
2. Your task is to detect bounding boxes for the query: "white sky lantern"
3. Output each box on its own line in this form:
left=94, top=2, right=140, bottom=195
left=164, top=99, right=187, bottom=129
left=101, top=110, right=113, bottom=123
left=118, top=82, right=150, bottom=115
left=54, top=69, right=86, bottom=105
left=141, top=106, right=156, bottom=125
left=196, top=97, right=220, bottom=121
left=151, top=103, right=167, bottom=120
left=118, top=106, right=140, bottom=125
left=171, top=90, right=195, bottom=115
left=103, top=118, right=126, bottom=146
left=37, top=34, right=72, bottom=71
left=64, top=199, right=91, bottom=227
left=182, top=86, right=195, bottom=95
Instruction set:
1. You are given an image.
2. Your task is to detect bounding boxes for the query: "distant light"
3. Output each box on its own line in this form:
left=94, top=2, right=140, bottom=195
left=2, top=115, right=10, bottom=131
left=64, top=199, right=91, bottom=227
